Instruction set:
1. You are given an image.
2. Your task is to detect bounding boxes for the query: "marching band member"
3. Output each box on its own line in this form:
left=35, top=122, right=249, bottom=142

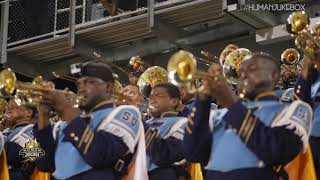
left=34, top=62, right=147, bottom=180
left=144, top=82, right=188, bottom=180
left=179, top=85, right=195, bottom=110
left=183, top=53, right=312, bottom=180
left=121, top=84, right=148, bottom=118
left=0, top=131, right=9, bottom=180
left=3, top=99, right=35, bottom=180
left=289, top=49, right=320, bottom=178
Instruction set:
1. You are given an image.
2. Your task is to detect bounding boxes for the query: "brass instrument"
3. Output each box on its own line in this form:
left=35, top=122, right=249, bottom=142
left=167, top=50, right=223, bottom=94
left=0, top=68, right=78, bottom=107
left=0, top=98, right=8, bottom=130
left=195, top=50, right=219, bottom=66
left=279, top=48, right=302, bottom=88
left=219, top=44, right=239, bottom=66
left=201, top=50, right=219, bottom=62
left=137, top=66, right=168, bottom=98
left=281, top=48, right=301, bottom=65
left=102, top=61, right=138, bottom=84
left=313, top=22, right=320, bottom=38
left=286, top=11, right=320, bottom=59
left=53, top=72, right=77, bottom=82
left=129, top=56, right=150, bottom=72
left=113, top=79, right=123, bottom=93
left=223, top=48, right=252, bottom=85
left=53, top=72, right=134, bottom=105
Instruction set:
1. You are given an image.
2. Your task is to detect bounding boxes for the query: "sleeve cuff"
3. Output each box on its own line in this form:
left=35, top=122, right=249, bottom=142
left=63, top=118, right=92, bottom=154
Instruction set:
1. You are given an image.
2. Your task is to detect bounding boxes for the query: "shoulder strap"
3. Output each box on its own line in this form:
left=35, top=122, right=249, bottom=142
left=271, top=100, right=313, bottom=151
left=98, top=105, right=142, bottom=153
left=9, top=124, right=34, bottom=148
left=163, top=117, right=187, bottom=139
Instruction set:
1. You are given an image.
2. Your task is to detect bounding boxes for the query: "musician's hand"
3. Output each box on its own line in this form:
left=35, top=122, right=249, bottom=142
left=207, top=63, right=239, bottom=108
left=40, top=91, right=80, bottom=123
left=37, top=104, right=51, bottom=130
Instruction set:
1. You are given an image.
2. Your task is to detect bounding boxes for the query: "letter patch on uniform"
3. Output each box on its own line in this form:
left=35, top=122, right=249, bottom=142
left=98, top=105, right=142, bottom=153
left=271, top=100, right=312, bottom=150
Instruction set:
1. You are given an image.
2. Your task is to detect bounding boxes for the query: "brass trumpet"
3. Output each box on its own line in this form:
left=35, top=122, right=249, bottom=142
left=0, top=69, right=78, bottom=107
left=286, top=11, right=320, bottom=59
left=52, top=72, right=135, bottom=105
left=102, top=61, right=138, bottom=84
left=190, top=50, right=220, bottom=66
left=167, top=50, right=223, bottom=94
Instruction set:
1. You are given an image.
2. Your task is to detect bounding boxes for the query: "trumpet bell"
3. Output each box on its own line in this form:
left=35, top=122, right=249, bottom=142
left=287, top=11, right=309, bottom=34
left=167, top=50, right=197, bottom=83
left=130, top=56, right=144, bottom=71
left=281, top=48, right=300, bottom=65
left=137, top=66, right=168, bottom=98
left=0, top=68, right=17, bottom=97
left=223, top=48, right=251, bottom=85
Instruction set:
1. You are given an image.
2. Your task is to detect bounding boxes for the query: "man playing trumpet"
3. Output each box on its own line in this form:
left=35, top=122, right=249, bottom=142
left=34, top=62, right=147, bottom=180
left=183, top=53, right=312, bottom=179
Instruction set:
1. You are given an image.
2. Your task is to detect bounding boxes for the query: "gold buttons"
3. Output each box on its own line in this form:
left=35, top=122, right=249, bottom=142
left=74, top=136, right=79, bottom=141
left=70, top=133, right=75, bottom=137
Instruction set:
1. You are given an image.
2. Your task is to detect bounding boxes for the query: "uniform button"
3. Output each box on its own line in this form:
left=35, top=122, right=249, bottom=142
left=297, top=85, right=301, bottom=89
left=70, top=133, right=75, bottom=137
left=296, top=89, right=300, bottom=94
left=190, top=112, right=195, bottom=118
left=257, top=161, right=264, bottom=167
left=232, top=128, right=237, bottom=133
left=74, top=136, right=79, bottom=141
left=192, top=107, right=196, bottom=112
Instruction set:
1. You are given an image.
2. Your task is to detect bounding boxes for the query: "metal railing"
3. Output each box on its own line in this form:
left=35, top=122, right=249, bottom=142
left=0, top=0, right=206, bottom=63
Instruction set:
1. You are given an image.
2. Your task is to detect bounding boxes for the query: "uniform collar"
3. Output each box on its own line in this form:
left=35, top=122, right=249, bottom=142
left=253, top=91, right=279, bottom=101
left=184, top=98, right=195, bottom=105
left=13, top=122, right=31, bottom=129
left=91, top=100, right=115, bottom=112
left=160, top=111, right=178, bottom=118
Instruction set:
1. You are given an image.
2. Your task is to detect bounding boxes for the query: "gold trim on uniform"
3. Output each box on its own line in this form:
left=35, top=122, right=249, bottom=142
left=78, top=126, right=89, bottom=148
left=254, top=92, right=276, bottom=101
left=238, top=109, right=251, bottom=137
left=241, top=116, right=254, bottom=140
left=83, top=133, right=94, bottom=154
left=244, top=117, right=257, bottom=144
